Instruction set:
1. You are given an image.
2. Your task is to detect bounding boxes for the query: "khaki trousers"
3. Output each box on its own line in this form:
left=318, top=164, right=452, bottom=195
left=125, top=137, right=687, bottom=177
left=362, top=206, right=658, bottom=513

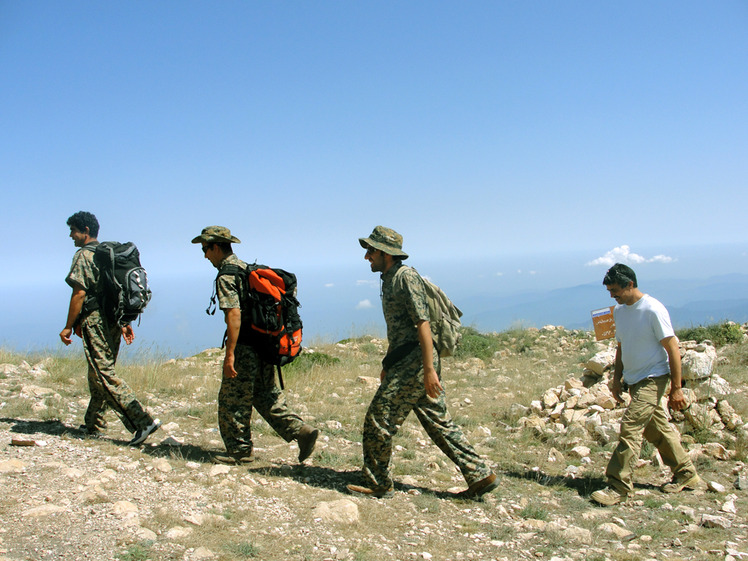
left=606, top=375, right=697, bottom=494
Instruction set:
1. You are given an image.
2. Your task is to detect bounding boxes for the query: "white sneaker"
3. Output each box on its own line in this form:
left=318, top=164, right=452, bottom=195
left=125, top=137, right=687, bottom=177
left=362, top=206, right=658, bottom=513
left=129, top=419, right=161, bottom=446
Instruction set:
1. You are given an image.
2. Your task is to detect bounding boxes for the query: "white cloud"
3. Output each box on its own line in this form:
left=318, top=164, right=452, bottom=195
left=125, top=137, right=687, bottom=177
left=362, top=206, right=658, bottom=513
left=324, top=283, right=334, bottom=288
left=356, top=299, right=374, bottom=310
left=356, top=279, right=378, bottom=287
left=586, top=245, right=675, bottom=267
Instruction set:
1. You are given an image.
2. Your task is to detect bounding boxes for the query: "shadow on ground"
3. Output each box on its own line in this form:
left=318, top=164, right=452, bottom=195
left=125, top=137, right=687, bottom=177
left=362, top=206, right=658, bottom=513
left=502, top=466, right=661, bottom=499
left=246, top=464, right=479, bottom=501
left=1, top=416, right=217, bottom=463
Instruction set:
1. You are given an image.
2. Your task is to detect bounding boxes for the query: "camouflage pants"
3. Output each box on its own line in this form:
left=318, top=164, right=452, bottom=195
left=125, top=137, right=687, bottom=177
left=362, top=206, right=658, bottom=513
left=362, top=348, right=492, bottom=490
left=81, top=311, right=155, bottom=434
left=606, top=375, right=697, bottom=493
left=218, top=344, right=305, bottom=455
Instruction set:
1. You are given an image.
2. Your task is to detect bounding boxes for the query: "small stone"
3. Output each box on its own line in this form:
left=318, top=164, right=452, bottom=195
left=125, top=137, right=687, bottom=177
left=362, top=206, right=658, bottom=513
left=152, top=458, right=172, bottom=473
left=700, top=514, right=732, bottom=529
left=569, top=446, right=590, bottom=459
left=22, top=505, right=66, bottom=517
left=597, top=522, right=634, bottom=540
left=722, top=499, right=737, bottom=514
left=0, top=459, right=26, bottom=473
left=191, top=547, right=215, bottom=560
left=312, top=499, right=359, bottom=524
left=209, top=465, right=231, bottom=477
left=165, top=526, right=193, bottom=539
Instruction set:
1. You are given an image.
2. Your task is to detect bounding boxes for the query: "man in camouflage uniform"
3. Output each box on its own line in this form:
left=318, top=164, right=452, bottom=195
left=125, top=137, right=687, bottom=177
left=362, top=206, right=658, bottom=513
left=60, top=211, right=160, bottom=446
left=193, top=226, right=318, bottom=465
left=348, top=226, right=498, bottom=499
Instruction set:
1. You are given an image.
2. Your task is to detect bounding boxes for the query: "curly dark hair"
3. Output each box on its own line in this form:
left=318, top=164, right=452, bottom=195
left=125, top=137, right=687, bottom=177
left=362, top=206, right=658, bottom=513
left=603, top=263, right=638, bottom=288
left=66, top=211, right=99, bottom=238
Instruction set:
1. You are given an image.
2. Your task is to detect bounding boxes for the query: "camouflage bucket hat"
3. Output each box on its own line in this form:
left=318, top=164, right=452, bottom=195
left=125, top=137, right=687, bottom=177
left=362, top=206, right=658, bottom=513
left=191, top=226, right=241, bottom=244
left=358, top=225, right=408, bottom=259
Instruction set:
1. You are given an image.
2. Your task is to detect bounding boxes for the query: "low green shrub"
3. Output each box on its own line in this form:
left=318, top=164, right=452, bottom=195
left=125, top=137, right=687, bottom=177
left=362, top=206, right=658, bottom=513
left=455, top=327, right=503, bottom=361
left=676, top=322, right=743, bottom=347
left=283, top=351, right=340, bottom=373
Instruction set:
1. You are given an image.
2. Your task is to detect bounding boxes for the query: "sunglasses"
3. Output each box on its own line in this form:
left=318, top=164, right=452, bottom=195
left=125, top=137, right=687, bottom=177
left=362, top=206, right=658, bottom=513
left=201, top=244, right=211, bottom=254
left=365, top=246, right=378, bottom=255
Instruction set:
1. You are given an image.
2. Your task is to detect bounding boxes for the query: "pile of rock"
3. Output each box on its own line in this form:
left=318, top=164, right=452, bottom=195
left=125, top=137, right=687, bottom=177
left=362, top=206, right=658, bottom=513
left=513, top=339, right=746, bottom=461
left=0, top=359, right=62, bottom=416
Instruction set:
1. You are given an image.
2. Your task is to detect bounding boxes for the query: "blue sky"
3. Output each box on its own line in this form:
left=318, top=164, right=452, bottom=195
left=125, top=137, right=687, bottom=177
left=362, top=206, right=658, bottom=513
left=1, top=2, right=747, bottom=353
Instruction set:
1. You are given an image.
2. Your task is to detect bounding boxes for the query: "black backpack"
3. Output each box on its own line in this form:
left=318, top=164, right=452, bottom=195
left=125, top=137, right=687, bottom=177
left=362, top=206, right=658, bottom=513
left=92, top=242, right=152, bottom=327
left=208, top=263, right=303, bottom=387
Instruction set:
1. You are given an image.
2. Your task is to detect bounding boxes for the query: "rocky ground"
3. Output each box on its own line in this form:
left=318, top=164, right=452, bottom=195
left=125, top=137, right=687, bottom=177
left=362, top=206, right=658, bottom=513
left=2, top=326, right=748, bottom=561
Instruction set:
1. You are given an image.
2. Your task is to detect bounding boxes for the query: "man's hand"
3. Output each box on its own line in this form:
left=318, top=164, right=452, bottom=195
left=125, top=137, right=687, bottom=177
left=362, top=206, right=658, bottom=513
left=223, top=353, right=238, bottom=379
left=122, top=325, right=135, bottom=345
left=669, top=387, right=688, bottom=411
left=380, top=369, right=386, bottom=382
left=424, top=366, right=443, bottom=399
left=59, top=327, right=74, bottom=346
left=61, top=285, right=86, bottom=346
left=609, top=377, right=624, bottom=403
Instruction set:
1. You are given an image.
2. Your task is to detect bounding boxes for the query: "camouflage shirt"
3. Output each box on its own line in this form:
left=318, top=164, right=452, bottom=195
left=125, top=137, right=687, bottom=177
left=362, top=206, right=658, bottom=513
left=216, top=253, right=248, bottom=310
left=65, top=242, right=99, bottom=292
left=65, top=242, right=101, bottom=318
left=381, top=262, right=430, bottom=347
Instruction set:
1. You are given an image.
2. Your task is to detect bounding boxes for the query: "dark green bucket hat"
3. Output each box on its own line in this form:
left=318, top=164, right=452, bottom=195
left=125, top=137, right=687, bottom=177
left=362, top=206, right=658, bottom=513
left=358, top=225, right=408, bottom=259
left=191, top=225, right=241, bottom=244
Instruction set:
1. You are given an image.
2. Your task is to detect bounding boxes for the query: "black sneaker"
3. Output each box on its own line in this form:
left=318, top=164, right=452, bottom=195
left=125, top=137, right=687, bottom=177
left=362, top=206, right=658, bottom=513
left=128, top=419, right=161, bottom=446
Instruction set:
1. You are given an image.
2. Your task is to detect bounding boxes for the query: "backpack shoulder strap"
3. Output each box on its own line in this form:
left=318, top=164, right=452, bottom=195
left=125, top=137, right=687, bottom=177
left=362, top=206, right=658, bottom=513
left=207, top=263, right=244, bottom=316
left=391, top=263, right=413, bottom=282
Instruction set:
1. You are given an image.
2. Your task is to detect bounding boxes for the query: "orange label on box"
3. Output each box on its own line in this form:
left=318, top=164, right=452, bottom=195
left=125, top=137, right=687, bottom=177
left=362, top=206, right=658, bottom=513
left=591, top=306, right=616, bottom=341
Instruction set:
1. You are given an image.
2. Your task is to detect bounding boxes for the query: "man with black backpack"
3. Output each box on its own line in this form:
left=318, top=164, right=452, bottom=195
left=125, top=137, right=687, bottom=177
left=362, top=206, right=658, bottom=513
left=347, top=226, right=498, bottom=499
left=60, top=211, right=160, bottom=446
left=192, top=225, right=318, bottom=465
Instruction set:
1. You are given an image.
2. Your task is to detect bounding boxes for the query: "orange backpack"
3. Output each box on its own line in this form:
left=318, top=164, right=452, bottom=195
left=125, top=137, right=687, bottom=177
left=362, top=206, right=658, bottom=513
left=209, top=263, right=303, bottom=386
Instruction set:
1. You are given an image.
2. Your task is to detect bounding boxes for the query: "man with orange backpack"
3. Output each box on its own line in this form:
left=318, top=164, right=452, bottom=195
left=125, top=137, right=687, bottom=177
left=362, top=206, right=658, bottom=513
left=193, top=225, right=318, bottom=465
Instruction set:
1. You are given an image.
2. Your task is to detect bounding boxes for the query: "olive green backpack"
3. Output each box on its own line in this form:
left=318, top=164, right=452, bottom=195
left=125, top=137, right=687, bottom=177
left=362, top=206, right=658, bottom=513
left=395, top=266, right=463, bottom=357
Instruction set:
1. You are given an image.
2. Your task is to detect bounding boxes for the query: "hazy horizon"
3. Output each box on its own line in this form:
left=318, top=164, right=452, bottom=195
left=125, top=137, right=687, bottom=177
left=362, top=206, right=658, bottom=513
left=3, top=242, right=747, bottom=360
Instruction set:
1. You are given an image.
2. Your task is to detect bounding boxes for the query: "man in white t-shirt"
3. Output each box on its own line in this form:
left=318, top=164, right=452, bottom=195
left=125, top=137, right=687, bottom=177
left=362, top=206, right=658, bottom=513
left=591, top=263, right=700, bottom=506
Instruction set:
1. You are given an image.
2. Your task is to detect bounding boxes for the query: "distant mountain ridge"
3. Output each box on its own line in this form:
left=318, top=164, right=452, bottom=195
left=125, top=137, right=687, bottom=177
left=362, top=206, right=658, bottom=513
left=4, top=272, right=747, bottom=357
left=462, top=274, right=748, bottom=333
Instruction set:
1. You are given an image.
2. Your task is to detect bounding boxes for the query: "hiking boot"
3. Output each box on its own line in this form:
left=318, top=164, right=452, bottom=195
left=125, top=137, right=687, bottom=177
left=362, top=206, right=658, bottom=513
left=297, top=425, right=319, bottom=462
left=213, top=451, right=255, bottom=465
left=662, top=474, right=702, bottom=494
left=459, top=473, right=500, bottom=499
left=346, top=484, right=395, bottom=498
left=128, top=418, right=161, bottom=446
left=591, top=487, right=628, bottom=506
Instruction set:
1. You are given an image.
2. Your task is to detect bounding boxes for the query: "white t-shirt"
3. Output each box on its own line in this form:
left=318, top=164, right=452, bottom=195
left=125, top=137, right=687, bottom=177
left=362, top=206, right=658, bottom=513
left=614, top=294, right=675, bottom=385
